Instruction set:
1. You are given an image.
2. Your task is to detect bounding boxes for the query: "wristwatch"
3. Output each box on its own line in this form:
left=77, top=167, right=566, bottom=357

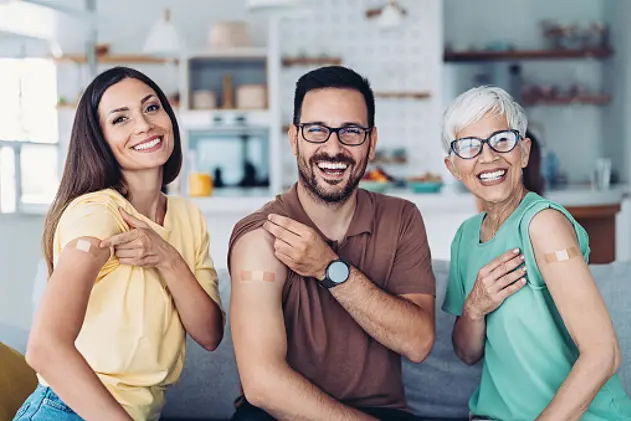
left=320, top=258, right=351, bottom=289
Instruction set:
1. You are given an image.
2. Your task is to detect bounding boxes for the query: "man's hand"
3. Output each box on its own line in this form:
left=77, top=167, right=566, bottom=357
left=464, top=249, right=527, bottom=320
left=99, top=208, right=177, bottom=269
left=263, top=213, right=338, bottom=280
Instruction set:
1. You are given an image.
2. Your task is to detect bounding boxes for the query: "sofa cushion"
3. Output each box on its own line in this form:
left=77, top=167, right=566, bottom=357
left=590, top=262, right=631, bottom=394
left=161, top=270, right=239, bottom=420
left=402, top=260, right=479, bottom=420
left=0, top=342, right=37, bottom=421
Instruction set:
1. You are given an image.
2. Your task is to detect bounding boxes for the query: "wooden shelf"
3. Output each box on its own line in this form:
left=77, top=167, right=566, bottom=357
left=282, top=57, right=342, bottom=67
left=444, top=47, right=613, bottom=62
left=523, top=94, right=612, bottom=106
left=54, top=54, right=175, bottom=64
left=374, top=91, right=431, bottom=100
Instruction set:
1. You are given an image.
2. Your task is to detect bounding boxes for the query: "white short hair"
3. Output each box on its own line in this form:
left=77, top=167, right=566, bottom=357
left=441, top=86, right=528, bottom=154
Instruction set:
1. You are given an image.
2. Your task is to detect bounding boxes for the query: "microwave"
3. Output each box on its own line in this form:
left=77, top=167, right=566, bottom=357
left=186, top=126, right=270, bottom=191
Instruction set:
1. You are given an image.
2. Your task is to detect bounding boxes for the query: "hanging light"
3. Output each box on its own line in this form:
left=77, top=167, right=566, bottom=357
left=143, top=8, right=182, bottom=56
left=377, top=0, right=405, bottom=30
left=246, top=0, right=307, bottom=12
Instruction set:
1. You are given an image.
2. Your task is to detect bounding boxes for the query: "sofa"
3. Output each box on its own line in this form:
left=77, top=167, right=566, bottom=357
left=2, top=260, right=630, bottom=420
left=159, top=260, right=631, bottom=421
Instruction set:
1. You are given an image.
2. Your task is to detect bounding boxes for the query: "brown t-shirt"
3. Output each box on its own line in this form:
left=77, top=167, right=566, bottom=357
left=228, top=184, right=435, bottom=410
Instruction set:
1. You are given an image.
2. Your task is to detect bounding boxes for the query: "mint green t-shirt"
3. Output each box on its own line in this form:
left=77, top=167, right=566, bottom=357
left=442, top=192, right=631, bottom=420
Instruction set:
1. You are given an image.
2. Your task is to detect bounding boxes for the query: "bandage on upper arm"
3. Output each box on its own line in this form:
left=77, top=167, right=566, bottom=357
left=65, top=237, right=110, bottom=260
left=240, top=270, right=276, bottom=283
left=543, top=246, right=580, bottom=264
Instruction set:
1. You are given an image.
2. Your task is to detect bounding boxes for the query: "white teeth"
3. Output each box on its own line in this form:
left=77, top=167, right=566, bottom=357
left=479, top=170, right=506, bottom=181
left=133, top=137, right=161, bottom=151
left=317, top=162, right=348, bottom=170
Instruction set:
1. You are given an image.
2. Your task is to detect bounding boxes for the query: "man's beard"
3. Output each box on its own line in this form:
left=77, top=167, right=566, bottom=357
left=297, top=146, right=369, bottom=205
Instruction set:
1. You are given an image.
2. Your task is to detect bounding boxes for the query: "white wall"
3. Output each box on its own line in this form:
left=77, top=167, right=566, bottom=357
left=443, top=0, right=608, bottom=183
left=0, top=214, right=44, bottom=333
left=278, top=0, right=445, bottom=184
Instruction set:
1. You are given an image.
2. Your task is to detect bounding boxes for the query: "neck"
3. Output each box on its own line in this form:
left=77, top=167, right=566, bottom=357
left=296, top=182, right=357, bottom=242
left=122, top=169, right=164, bottom=222
left=483, top=185, right=528, bottom=233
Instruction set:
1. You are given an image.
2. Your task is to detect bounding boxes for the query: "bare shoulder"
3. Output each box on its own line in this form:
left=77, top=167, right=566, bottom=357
left=528, top=208, right=576, bottom=245
left=230, top=228, right=287, bottom=283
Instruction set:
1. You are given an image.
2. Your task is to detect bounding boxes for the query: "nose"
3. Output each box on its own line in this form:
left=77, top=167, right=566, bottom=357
left=322, top=131, right=344, bottom=155
left=133, top=113, right=152, bottom=135
left=478, top=142, right=498, bottom=163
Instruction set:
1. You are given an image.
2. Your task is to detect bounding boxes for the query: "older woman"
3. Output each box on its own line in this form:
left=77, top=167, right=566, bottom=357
left=441, top=86, right=631, bottom=421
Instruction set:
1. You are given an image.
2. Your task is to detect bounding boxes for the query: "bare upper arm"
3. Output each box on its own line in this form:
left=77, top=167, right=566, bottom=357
left=31, top=237, right=111, bottom=344
left=229, top=228, right=289, bottom=378
left=529, top=209, right=617, bottom=351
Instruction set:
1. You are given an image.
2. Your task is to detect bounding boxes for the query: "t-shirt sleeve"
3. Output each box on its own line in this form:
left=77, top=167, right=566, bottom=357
left=192, top=207, right=224, bottom=318
left=56, top=193, right=123, bottom=279
left=442, top=224, right=466, bottom=316
left=387, top=203, right=436, bottom=296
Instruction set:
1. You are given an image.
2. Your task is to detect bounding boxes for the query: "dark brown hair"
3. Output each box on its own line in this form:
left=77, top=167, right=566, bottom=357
left=42, top=66, right=182, bottom=274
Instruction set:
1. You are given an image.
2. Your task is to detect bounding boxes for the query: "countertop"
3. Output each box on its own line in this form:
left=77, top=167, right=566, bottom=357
left=189, top=184, right=630, bottom=215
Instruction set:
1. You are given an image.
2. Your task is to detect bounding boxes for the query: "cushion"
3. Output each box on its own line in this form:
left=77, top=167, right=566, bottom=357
left=161, top=270, right=240, bottom=420
left=0, top=342, right=37, bottom=421
left=403, top=260, right=479, bottom=420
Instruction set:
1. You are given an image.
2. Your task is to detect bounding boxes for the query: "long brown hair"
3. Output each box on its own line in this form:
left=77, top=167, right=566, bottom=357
left=42, top=66, right=182, bottom=275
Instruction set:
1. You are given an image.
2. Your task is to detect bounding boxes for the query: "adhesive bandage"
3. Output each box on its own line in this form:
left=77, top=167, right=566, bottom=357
left=75, top=239, right=92, bottom=253
left=240, top=270, right=275, bottom=283
left=544, top=247, right=580, bottom=264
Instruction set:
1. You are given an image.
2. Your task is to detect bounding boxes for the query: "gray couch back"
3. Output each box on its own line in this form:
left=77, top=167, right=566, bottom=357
left=161, top=261, right=631, bottom=420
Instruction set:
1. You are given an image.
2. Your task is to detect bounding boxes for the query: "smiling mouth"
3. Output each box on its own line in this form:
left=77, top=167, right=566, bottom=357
left=316, top=161, right=349, bottom=178
left=132, top=137, right=163, bottom=151
left=477, top=169, right=507, bottom=184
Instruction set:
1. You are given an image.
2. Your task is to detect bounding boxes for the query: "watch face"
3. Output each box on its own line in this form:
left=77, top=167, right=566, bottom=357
left=328, top=260, right=350, bottom=283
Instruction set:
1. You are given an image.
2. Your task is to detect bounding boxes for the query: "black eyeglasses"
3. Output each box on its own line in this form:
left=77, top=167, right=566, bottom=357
left=297, top=123, right=372, bottom=146
left=450, top=129, right=522, bottom=159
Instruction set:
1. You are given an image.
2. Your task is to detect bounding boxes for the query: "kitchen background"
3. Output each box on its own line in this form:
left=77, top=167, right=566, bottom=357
left=1, top=0, right=631, bottom=346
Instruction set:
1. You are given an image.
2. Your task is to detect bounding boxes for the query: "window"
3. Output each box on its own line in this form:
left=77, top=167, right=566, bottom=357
left=0, top=58, right=59, bottom=213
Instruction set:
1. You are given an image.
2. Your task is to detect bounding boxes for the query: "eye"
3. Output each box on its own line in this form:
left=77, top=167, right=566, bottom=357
left=342, top=127, right=362, bottom=135
left=306, top=125, right=326, bottom=133
left=112, top=116, right=127, bottom=125
left=146, top=103, right=160, bottom=112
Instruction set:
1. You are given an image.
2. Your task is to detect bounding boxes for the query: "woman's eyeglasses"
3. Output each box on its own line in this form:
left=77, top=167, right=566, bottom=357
left=297, top=123, right=372, bottom=146
left=450, top=129, right=522, bottom=159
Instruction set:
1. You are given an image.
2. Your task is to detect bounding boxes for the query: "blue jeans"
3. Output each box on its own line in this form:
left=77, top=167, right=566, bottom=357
left=13, top=384, right=83, bottom=421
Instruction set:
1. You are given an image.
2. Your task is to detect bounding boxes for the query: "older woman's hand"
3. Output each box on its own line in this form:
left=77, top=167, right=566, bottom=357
left=99, top=208, right=178, bottom=269
left=464, top=249, right=527, bottom=320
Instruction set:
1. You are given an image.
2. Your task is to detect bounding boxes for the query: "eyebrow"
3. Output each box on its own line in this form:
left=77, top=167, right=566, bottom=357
left=302, top=121, right=367, bottom=127
left=107, top=94, right=157, bottom=116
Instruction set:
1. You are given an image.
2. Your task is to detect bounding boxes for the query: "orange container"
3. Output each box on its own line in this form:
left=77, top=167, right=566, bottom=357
left=189, top=173, right=213, bottom=197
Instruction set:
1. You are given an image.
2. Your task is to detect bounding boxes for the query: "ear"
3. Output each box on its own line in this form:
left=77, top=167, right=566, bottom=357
left=368, top=127, right=378, bottom=161
left=444, top=155, right=461, bottom=180
left=288, top=124, right=298, bottom=157
left=520, top=137, right=532, bottom=169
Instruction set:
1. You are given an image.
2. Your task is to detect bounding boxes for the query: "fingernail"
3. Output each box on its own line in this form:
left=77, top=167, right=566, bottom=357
left=521, top=278, right=527, bottom=283
left=522, top=266, right=527, bottom=272
left=513, top=248, right=520, bottom=254
left=520, top=255, right=525, bottom=261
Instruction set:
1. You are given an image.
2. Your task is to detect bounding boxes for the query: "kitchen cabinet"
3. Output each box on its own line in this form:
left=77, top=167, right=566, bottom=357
left=566, top=204, right=621, bottom=264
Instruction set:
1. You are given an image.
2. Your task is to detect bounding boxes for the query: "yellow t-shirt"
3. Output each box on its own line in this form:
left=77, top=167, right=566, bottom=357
left=38, top=188, right=223, bottom=421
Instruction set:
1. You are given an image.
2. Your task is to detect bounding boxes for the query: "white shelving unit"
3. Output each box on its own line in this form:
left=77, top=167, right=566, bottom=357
left=176, top=30, right=283, bottom=197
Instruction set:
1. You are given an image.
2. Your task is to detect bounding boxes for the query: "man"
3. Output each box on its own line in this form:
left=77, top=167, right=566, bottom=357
left=228, top=66, right=436, bottom=421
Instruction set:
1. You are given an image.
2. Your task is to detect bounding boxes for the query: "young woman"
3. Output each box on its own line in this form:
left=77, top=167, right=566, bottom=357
left=14, top=67, right=224, bottom=421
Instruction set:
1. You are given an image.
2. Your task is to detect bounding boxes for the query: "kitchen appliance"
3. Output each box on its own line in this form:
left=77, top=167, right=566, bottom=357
left=186, top=126, right=270, bottom=194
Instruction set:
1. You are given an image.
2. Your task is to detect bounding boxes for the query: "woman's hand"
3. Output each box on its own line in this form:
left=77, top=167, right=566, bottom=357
left=99, top=208, right=177, bottom=269
left=464, top=249, right=527, bottom=320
